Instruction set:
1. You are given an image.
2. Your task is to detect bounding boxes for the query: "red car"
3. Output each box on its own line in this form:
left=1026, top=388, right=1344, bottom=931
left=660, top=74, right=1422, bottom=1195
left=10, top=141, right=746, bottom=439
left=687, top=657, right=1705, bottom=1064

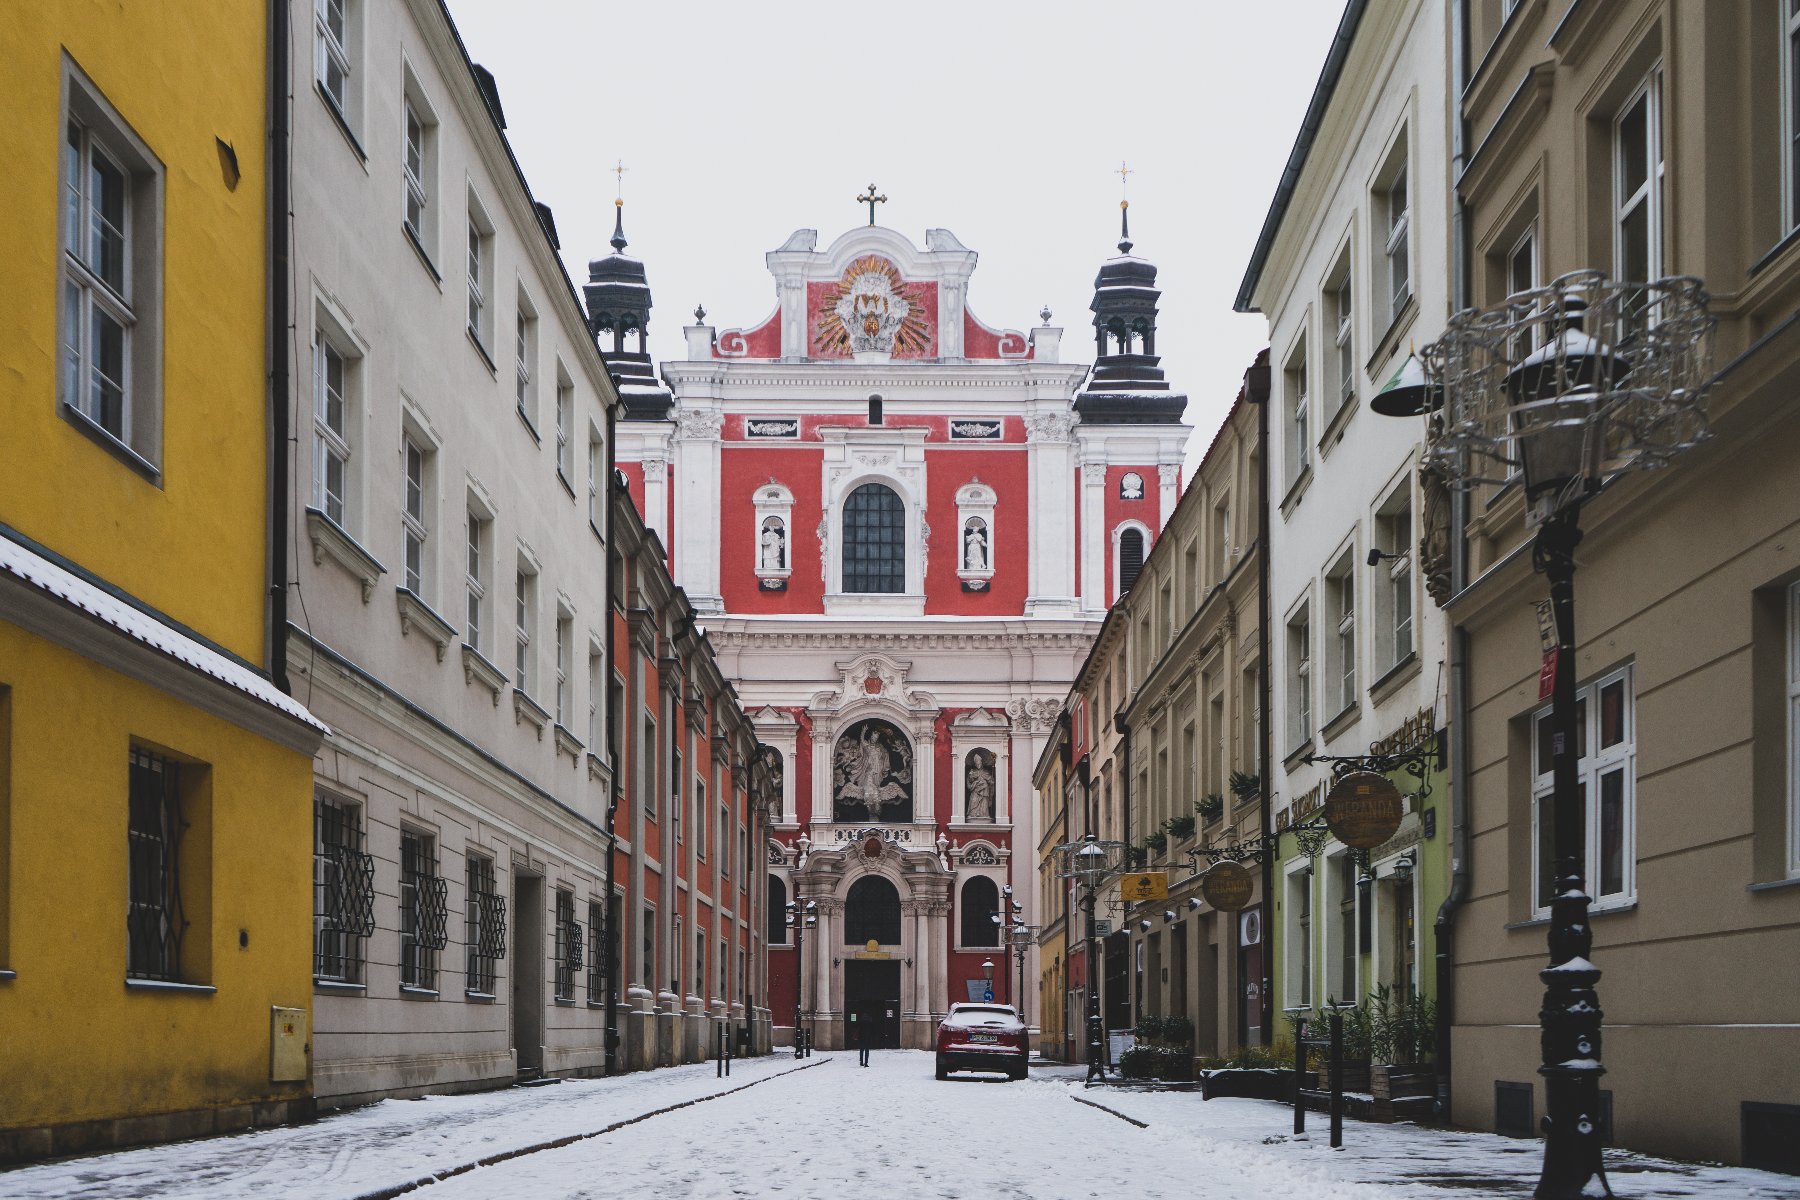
left=935, top=1003, right=1029, bottom=1081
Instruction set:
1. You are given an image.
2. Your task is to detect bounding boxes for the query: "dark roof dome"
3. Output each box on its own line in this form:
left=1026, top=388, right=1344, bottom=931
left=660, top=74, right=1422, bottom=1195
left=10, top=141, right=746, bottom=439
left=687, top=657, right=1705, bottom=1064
left=1076, top=201, right=1186, bottom=426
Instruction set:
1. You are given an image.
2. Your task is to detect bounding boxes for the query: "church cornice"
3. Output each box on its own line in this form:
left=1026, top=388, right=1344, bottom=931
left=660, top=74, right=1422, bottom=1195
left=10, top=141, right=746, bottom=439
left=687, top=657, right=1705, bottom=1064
left=701, top=628, right=1098, bottom=652
left=661, top=361, right=1088, bottom=392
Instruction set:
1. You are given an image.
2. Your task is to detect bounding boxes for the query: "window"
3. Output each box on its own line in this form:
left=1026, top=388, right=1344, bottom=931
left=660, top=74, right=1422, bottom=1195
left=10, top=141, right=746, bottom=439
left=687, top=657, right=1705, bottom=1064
left=1382, top=155, right=1411, bottom=323
left=466, top=195, right=495, bottom=354
left=768, top=875, right=789, bottom=945
left=1374, top=488, right=1414, bottom=673
left=313, top=332, right=352, bottom=526
left=1287, top=603, right=1312, bottom=751
left=672, top=748, right=683, bottom=843
left=1213, top=498, right=1232, bottom=583
left=841, top=482, right=905, bottom=593
left=1532, top=667, right=1636, bottom=913
left=1786, top=2, right=1800, bottom=232
left=1326, top=550, right=1357, bottom=719
left=1615, top=71, right=1663, bottom=283
left=1284, top=864, right=1312, bottom=1009
left=60, top=76, right=162, bottom=464
left=868, top=395, right=884, bottom=425
left=695, top=931, right=706, bottom=999
left=1117, top=525, right=1146, bottom=596
left=464, top=507, right=487, bottom=651
left=587, top=898, right=606, bottom=1001
left=555, top=370, right=573, bottom=484
left=1506, top=223, right=1540, bottom=360
left=314, top=0, right=355, bottom=123
left=315, top=794, right=374, bottom=983
left=696, top=778, right=707, bottom=860
left=515, top=292, right=538, bottom=427
left=720, top=805, right=731, bottom=877
left=555, top=888, right=582, bottom=1002
left=960, top=876, right=1000, bottom=947
left=1789, top=583, right=1800, bottom=875
left=672, top=916, right=682, bottom=995
left=844, top=876, right=901, bottom=946
left=1331, top=853, right=1359, bottom=1001
left=127, top=749, right=183, bottom=981
left=465, top=853, right=503, bottom=995
left=1284, top=339, right=1309, bottom=487
left=514, top=562, right=536, bottom=693
left=400, top=74, right=438, bottom=255
left=1329, top=259, right=1354, bottom=418
left=400, top=829, right=447, bottom=990
left=641, top=709, right=658, bottom=818
left=642, top=904, right=655, bottom=987
left=552, top=610, right=572, bottom=726
left=588, top=429, right=604, bottom=530
left=719, top=937, right=728, bottom=1001
left=401, top=434, right=429, bottom=595
left=588, top=642, right=603, bottom=749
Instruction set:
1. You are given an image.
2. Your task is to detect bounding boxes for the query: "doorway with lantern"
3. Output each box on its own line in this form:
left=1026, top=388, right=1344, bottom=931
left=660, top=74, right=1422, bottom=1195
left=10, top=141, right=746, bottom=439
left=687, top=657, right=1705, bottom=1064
left=844, top=959, right=902, bottom=1049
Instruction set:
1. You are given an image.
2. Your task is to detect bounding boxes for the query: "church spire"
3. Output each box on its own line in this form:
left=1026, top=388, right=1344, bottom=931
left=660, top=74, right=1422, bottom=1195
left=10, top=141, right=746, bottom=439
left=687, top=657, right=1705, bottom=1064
left=611, top=197, right=628, bottom=253
left=584, top=159, right=671, bottom=421
left=1075, top=191, right=1186, bottom=426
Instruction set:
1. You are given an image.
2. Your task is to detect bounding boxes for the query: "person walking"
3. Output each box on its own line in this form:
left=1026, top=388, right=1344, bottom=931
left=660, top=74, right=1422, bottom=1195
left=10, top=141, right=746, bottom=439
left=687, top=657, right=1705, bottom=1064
left=858, top=1008, right=872, bottom=1067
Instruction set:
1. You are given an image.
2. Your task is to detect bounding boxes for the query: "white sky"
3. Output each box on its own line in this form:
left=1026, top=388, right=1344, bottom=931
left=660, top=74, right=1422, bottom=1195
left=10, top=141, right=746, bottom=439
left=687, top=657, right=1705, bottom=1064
left=445, top=0, right=1347, bottom=470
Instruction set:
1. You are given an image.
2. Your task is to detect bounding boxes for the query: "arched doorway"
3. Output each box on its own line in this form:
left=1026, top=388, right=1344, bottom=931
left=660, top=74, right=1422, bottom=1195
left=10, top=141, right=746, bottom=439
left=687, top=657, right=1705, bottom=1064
left=843, top=875, right=903, bottom=1049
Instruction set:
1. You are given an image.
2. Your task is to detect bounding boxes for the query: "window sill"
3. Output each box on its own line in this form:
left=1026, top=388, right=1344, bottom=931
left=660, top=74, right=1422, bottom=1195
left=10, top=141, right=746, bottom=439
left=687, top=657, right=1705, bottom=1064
left=125, top=978, right=216, bottom=996
left=587, top=1000, right=607, bottom=1010
left=1368, top=651, right=1421, bottom=707
left=396, top=587, right=456, bottom=661
left=466, top=989, right=498, bottom=1002
left=1746, top=876, right=1800, bottom=894
left=1366, top=294, right=1418, bottom=381
left=516, top=406, right=541, bottom=443
left=1505, top=900, right=1636, bottom=931
left=316, top=82, right=368, bottom=165
left=468, top=327, right=498, bottom=376
left=1316, top=394, right=1358, bottom=458
left=305, top=507, right=385, bottom=602
left=590, top=517, right=605, bottom=545
left=514, top=688, right=550, bottom=738
left=554, top=723, right=583, bottom=762
left=1282, top=738, right=1315, bottom=772
left=403, top=224, right=441, bottom=286
left=1320, top=702, right=1360, bottom=745
left=314, top=978, right=367, bottom=993
left=1279, top=463, right=1312, bottom=520
left=462, top=642, right=508, bottom=702
left=554, top=997, right=578, bottom=1007
left=60, top=402, right=163, bottom=485
left=400, top=985, right=440, bottom=999
left=557, top=472, right=576, bottom=501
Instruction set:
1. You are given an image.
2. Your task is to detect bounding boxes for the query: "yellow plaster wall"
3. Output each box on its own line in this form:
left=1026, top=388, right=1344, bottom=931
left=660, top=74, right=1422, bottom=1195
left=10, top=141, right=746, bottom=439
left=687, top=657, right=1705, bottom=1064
left=0, top=2, right=269, bottom=662
left=0, top=625, right=314, bottom=1129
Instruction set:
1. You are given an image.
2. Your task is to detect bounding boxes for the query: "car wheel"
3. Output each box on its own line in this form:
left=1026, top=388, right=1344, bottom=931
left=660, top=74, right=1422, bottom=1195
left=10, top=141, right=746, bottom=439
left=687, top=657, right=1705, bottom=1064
left=935, top=1057, right=949, bottom=1081
left=1010, top=1066, right=1027, bottom=1081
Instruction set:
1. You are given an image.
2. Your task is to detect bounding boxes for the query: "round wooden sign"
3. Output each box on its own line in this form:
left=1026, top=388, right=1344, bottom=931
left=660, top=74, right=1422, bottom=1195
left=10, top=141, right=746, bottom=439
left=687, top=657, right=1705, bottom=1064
left=1200, top=861, right=1255, bottom=912
left=1322, top=770, right=1405, bottom=850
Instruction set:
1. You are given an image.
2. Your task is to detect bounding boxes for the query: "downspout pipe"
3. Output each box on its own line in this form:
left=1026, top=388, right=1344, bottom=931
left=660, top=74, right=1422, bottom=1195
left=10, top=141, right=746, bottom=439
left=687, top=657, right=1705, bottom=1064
left=267, top=0, right=291, bottom=693
left=1113, top=710, right=1131, bottom=1040
left=602, top=366, right=622, bottom=1074
left=1244, top=354, right=1275, bottom=1046
left=1434, top=0, right=1474, bottom=1122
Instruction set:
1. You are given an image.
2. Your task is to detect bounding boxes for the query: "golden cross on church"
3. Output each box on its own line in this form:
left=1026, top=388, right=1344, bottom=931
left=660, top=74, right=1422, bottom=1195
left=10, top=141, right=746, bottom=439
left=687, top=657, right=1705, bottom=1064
left=613, top=158, right=628, bottom=204
left=857, top=183, right=887, bottom=226
left=1116, top=160, right=1133, bottom=206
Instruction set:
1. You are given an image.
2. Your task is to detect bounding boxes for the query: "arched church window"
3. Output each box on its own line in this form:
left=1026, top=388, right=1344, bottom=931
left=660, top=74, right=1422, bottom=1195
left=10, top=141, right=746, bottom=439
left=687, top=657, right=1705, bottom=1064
left=964, top=748, right=997, bottom=823
left=768, top=875, right=788, bottom=946
left=960, top=875, right=1000, bottom=947
left=845, top=875, right=901, bottom=946
left=832, top=718, right=913, bottom=822
left=842, top=483, right=905, bottom=593
left=1119, top=526, right=1146, bottom=594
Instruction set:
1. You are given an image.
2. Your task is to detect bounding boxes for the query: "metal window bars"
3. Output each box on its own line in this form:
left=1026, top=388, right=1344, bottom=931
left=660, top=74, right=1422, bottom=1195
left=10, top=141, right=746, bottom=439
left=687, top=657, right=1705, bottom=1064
left=587, top=900, right=606, bottom=1000
left=127, top=749, right=184, bottom=982
left=555, top=891, right=583, bottom=1000
left=465, top=856, right=505, bottom=994
left=316, top=799, right=375, bottom=982
left=401, top=833, right=447, bottom=988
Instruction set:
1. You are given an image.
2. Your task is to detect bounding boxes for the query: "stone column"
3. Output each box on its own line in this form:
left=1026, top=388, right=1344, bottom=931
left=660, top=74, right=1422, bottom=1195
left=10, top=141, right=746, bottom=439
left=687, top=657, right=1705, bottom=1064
left=1024, top=411, right=1078, bottom=616
left=673, top=409, right=724, bottom=613
left=1159, top=463, right=1181, bottom=528
left=640, top=456, right=670, bottom=547
left=1079, top=460, right=1107, bottom=612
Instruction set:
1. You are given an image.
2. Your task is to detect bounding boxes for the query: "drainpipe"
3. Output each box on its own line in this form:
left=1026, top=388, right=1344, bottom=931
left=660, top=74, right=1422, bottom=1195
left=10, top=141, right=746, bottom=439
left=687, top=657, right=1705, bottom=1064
left=1244, top=354, right=1274, bottom=1046
left=1113, top=710, right=1131, bottom=1040
left=267, top=0, right=291, bottom=693
left=602, top=397, right=622, bottom=1073
left=1433, top=0, right=1474, bottom=1121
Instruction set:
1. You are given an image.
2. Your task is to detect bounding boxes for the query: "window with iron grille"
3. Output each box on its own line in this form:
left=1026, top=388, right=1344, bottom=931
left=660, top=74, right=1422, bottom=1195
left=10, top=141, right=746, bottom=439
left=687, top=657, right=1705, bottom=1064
left=315, top=794, right=374, bottom=983
left=127, top=748, right=184, bottom=981
left=465, top=853, right=505, bottom=995
left=586, top=898, right=605, bottom=1001
left=841, top=483, right=906, bottom=593
left=555, top=888, right=583, bottom=1001
left=400, top=830, right=447, bottom=990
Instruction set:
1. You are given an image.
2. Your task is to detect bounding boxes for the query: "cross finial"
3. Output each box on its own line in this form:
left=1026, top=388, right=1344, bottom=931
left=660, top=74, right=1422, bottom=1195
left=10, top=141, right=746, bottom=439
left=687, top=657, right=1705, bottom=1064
left=613, top=158, right=628, bottom=203
left=856, top=183, right=887, bottom=226
left=1116, top=160, right=1133, bottom=200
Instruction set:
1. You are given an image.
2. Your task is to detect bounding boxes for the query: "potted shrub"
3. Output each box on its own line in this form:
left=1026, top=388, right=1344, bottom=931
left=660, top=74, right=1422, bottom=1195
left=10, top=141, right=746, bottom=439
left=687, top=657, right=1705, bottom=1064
left=1145, top=830, right=1168, bottom=855
left=1164, top=814, right=1197, bottom=841
left=1228, top=770, right=1261, bottom=802
left=1125, top=844, right=1148, bottom=868
left=1196, top=794, right=1225, bottom=823
left=1368, top=985, right=1438, bottom=1109
left=1316, top=1000, right=1373, bottom=1094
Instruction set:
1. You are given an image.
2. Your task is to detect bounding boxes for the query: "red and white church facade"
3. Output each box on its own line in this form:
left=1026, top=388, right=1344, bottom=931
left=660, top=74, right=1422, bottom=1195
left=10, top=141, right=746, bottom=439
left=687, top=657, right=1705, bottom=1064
left=590, top=212, right=1189, bottom=1050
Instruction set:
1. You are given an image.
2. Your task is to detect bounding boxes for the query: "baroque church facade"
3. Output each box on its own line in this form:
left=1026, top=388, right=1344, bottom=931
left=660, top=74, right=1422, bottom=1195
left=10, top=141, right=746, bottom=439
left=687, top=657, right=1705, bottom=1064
left=590, top=206, right=1190, bottom=1050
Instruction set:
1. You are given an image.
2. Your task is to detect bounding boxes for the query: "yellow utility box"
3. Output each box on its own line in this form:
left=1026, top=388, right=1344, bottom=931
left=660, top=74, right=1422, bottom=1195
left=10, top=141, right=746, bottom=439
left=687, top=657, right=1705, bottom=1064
left=270, top=1007, right=310, bottom=1083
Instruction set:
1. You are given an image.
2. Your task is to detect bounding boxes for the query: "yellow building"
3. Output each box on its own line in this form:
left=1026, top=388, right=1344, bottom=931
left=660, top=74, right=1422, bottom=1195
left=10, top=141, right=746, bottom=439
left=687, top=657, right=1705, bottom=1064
left=0, top=2, right=325, bottom=1161
left=1032, top=717, right=1070, bottom=1061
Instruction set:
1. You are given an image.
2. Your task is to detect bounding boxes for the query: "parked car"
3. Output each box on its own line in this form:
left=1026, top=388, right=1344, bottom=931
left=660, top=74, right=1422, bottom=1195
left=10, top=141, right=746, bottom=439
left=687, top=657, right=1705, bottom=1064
left=935, top=1003, right=1028, bottom=1081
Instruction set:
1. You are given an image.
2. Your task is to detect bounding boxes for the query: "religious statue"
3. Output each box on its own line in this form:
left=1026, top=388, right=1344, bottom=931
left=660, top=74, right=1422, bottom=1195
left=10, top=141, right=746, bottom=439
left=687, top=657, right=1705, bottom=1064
left=964, top=749, right=996, bottom=822
left=760, top=519, right=786, bottom=571
left=833, top=719, right=912, bottom=822
left=962, top=521, right=988, bottom=572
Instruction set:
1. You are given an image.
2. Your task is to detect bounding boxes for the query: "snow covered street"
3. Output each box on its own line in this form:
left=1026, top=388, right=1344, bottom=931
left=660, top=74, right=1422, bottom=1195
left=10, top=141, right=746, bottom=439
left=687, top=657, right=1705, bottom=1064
left=4, top=1053, right=1798, bottom=1199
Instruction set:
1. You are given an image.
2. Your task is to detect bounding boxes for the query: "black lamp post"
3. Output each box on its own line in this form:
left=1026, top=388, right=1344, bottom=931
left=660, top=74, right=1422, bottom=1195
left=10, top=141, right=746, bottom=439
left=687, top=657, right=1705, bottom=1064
left=1073, top=834, right=1110, bottom=1084
left=785, top=899, right=816, bottom=1058
left=1378, top=270, right=1713, bottom=1200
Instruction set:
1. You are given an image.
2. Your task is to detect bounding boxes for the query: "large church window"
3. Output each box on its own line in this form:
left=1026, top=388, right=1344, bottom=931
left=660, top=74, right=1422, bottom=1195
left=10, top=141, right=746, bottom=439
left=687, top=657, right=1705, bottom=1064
left=1119, top=526, right=1146, bottom=594
left=842, top=483, right=905, bottom=593
left=768, top=874, right=788, bottom=946
left=845, top=875, right=901, bottom=946
left=960, top=876, right=1000, bottom=947
left=832, top=718, right=913, bottom=823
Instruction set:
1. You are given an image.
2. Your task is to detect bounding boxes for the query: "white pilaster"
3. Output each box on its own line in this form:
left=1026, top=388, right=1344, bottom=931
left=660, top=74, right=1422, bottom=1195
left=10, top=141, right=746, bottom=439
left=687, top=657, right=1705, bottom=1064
left=1159, top=462, right=1181, bottom=529
left=1079, top=460, right=1107, bottom=612
left=673, top=407, right=724, bottom=612
left=1024, top=410, right=1078, bottom=616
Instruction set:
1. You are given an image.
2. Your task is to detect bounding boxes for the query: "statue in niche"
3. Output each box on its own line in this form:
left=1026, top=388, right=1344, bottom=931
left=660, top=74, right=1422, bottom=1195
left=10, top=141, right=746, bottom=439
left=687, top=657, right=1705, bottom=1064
left=833, top=718, right=913, bottom=823
left=963, top=520, right=989, bottom=572
left=1120, top=472, right=1145, bottom=500
left=964, top=748, right=996, bottom=822
left=760, top=517, right=786, bottom=571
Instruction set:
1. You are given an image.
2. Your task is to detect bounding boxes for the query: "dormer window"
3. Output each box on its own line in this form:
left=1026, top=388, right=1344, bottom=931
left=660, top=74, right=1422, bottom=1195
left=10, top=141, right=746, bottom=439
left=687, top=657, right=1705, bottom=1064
left=868, top=394, right=884, bottom=426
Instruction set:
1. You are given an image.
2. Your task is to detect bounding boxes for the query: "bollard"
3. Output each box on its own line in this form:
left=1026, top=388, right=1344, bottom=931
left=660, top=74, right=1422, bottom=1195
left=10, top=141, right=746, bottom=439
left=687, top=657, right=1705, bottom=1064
left=1293, top=1018, right=1307, bottom=1136
left=1329, top=1011, right=1344, bottom=1150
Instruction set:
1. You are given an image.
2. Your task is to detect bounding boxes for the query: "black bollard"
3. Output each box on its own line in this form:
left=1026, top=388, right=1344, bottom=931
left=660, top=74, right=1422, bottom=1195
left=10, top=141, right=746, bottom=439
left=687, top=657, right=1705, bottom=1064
left=1329, top=1011, right=1344, bottom=1149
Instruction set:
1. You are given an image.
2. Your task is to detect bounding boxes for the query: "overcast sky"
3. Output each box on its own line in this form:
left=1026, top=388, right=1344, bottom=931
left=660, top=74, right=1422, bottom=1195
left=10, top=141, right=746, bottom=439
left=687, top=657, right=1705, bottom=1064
left=445, top=0, right=1347, bottom=470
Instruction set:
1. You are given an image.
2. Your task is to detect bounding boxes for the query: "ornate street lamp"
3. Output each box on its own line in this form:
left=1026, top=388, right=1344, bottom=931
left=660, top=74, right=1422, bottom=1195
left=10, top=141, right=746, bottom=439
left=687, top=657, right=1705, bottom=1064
left=1382, top=268, right=1714, bottom=1199
left=785, top=899, right=817, bottom=1058
left=1065, top=833, right=1125, bottom=1084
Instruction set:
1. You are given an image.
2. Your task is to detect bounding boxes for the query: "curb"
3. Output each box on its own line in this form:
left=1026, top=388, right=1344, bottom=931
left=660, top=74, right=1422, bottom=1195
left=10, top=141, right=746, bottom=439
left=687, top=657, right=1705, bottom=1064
left=1070, top=1093, right=1150, bottom=1129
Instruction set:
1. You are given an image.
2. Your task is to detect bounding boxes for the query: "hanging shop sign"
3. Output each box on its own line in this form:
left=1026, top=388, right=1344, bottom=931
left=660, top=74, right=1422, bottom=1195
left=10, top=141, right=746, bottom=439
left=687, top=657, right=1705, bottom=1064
left=1118, top=872, right=1169, bottom=902
left=1200, top=861, right=1256, bottom=912
left=1322, top=770, right=1406, bottom=850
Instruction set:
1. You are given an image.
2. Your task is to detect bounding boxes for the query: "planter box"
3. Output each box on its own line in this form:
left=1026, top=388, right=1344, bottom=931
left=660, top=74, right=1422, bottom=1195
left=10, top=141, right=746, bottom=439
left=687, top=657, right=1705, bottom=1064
left=1317, top=1061, right=1371, bottom=1094
left=1369, top=1062, right=1435, bottom=1102
left=1199, top=1068, right=1294, bottom=1102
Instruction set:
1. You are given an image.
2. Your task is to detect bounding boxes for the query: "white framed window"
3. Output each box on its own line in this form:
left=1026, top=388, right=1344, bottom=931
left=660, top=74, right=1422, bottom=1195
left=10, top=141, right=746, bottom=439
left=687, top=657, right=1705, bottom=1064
left=720, top=805, right=732, bottom=878
left=1326, top=252, right=1354, bottom=420
left=1325, top=549, right=1357, bottom=719
left=1784, top=1, right=1800, bottom=233
left=1531, top=665, right=1636, bottom=914
left=313, top=332, right=353, bottom=526
left=464, top=505, right=488, bottom=651
left=314, top=0, right=356, bottom=125
left=513, top=560, right=536, bottom=693
left=399, top=69, right=436, bottom=255
left=587, top=640, right=603, bottom=749
left=401, top=434, right=430, bottom=595
left=1114, top=522, right=1149, bottom=601
left=515, top=291, right=538, bottom=427
left=1786, top=582, right=1800, bottom=875
left=555, top=367, right=573, bottom=484
left=1326, top=849, right=1360, bottom=1002
left=466, top=193, right=495, bottom=354
left=1283, top=337, right=1309, bottom=488
left=1283, top=861, right=1313, bottom=1010
left=588, top=428, right=604, bottom=531
left=672, top=748, right=683, bottom=843
left=1382, top=155, right=1411, bottom=323
left=1212, top=498, right=1232, bottom=583
left=1374, top=486, right=1414, bottom=673
left=554, top=608, right=572, bottom=725
left=1506, top=221, right=1540, bottom=359
left=1286, top=600, right=1312, bottom=752
left=1614, top=70, right=1664, bottom=284
left=641, top=708, right=658, bottom=819
left=696, top=778, right=708, bottom=860
left=60, top=71, right=163, bottom=466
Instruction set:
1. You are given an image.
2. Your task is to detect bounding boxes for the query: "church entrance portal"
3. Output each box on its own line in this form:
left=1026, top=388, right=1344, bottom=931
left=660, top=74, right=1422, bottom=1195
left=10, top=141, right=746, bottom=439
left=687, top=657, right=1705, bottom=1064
left=843, top=960, right=902, bottom=1049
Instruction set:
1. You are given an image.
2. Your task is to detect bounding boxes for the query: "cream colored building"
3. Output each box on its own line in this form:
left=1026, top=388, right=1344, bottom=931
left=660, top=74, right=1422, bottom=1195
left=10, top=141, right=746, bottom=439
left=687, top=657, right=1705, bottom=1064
left=1439, top=0, right=1800, bottom=1167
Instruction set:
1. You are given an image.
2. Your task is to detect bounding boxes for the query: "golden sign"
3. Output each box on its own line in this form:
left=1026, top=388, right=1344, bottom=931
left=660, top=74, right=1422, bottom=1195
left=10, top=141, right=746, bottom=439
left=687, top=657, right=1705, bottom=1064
left=1118, top=872, right=1169, bottom=901
left=1322, top=770, right=1405, bottom=850
left=1200, top=861, right=1256, bottom=912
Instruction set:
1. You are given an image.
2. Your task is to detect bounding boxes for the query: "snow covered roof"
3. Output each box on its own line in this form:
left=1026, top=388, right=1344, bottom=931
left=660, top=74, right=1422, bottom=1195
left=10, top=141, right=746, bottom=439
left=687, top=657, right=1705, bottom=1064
left=0, top=535, right=326, bottom=734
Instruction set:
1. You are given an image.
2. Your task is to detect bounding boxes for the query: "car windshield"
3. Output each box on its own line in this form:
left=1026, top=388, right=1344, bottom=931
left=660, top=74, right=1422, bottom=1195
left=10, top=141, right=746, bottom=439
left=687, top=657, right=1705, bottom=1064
left=944, top=1006, right=1021, bottom=1029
